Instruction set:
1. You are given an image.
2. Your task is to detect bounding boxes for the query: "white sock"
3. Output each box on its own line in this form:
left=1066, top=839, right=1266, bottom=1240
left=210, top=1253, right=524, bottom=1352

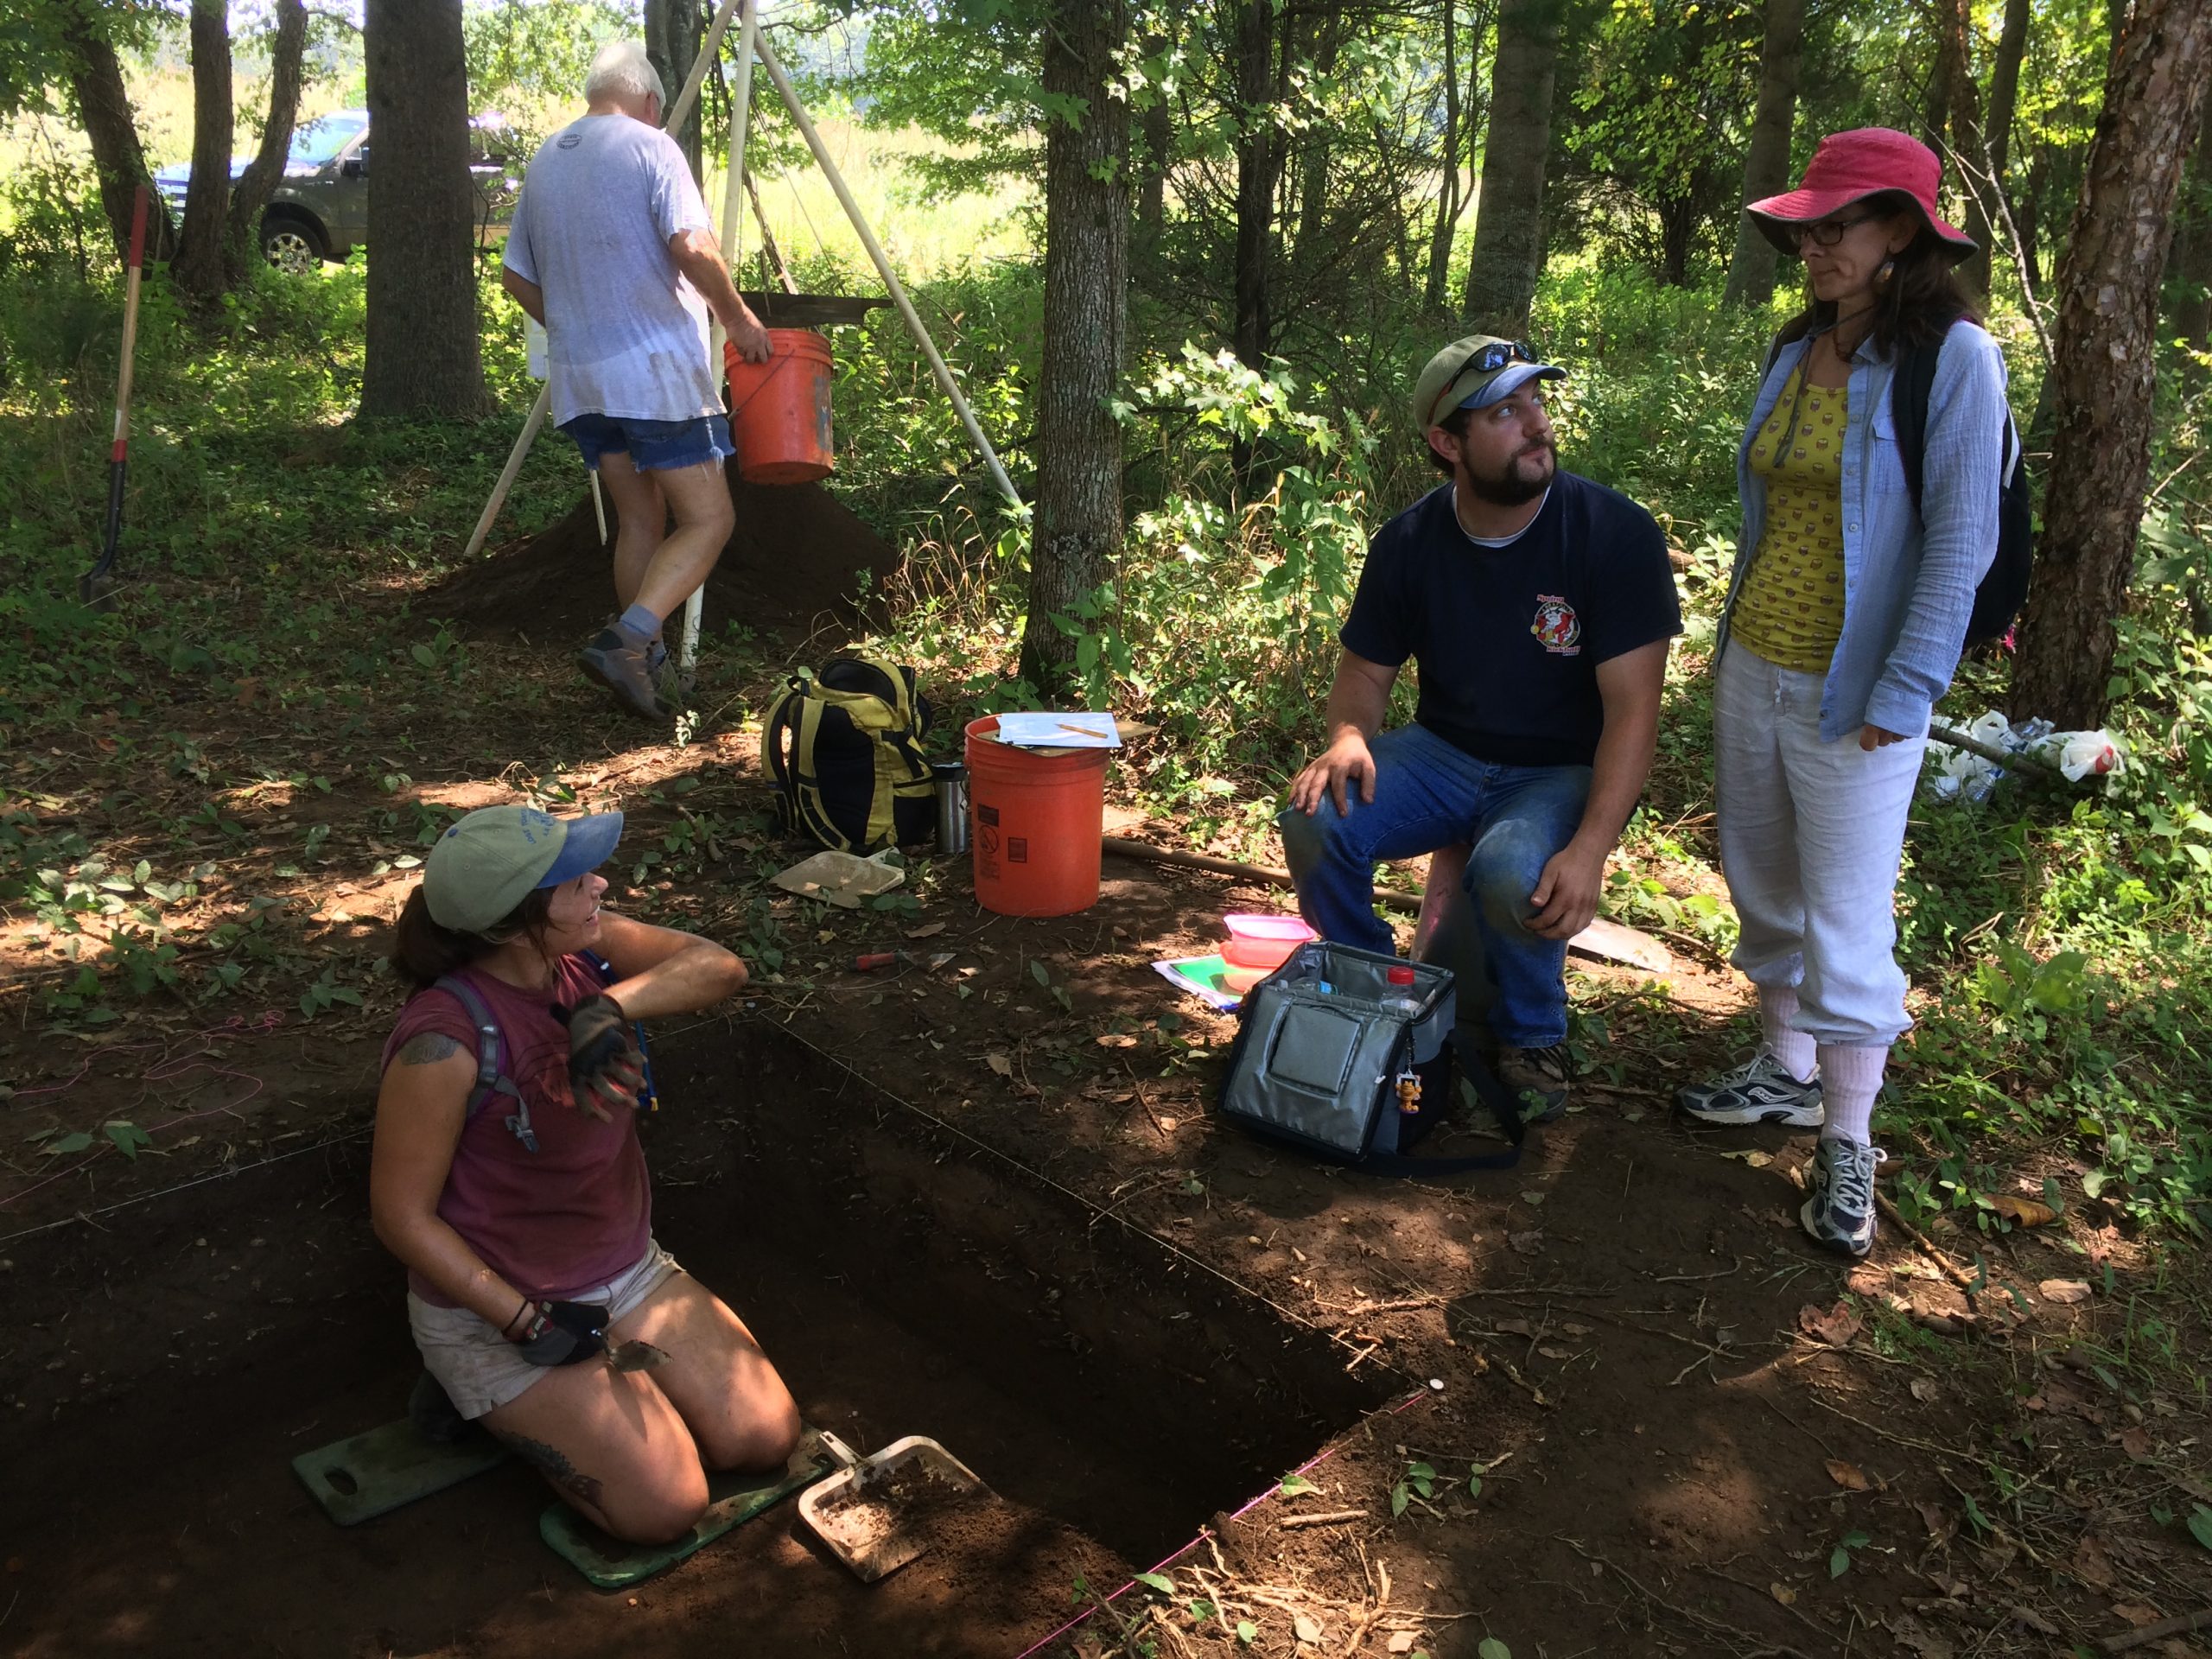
left=1758, top=985, right=1816, bottom=1084
left=1815, top=1043, right=1887, bottom=1145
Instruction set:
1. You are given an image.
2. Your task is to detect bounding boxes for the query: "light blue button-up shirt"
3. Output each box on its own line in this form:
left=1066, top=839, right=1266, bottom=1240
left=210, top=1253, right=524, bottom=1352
left=1719, top=318, right=2012, bottom=742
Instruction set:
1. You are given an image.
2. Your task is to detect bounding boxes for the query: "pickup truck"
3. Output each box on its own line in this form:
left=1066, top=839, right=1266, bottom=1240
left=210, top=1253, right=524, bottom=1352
left=154, top=110, right=520, bottom=273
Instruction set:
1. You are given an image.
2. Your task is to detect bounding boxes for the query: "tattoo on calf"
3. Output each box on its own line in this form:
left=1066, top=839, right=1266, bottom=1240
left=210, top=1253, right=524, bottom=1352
left=396, top=1032, right=465, bottom=1065
left=499, top=1433, right=606, bottom=1510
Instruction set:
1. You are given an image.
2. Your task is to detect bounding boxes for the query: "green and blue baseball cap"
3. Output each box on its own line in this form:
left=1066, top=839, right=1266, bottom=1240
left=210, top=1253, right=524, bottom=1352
left=1411, top=334, right=1567, bottom=432
left=423, top=804, right=625, bottom=932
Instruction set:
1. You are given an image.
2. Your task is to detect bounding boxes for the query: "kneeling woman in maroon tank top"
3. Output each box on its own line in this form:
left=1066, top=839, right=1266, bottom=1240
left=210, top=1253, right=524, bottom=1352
left=372, top=803, right=798, bottom=1544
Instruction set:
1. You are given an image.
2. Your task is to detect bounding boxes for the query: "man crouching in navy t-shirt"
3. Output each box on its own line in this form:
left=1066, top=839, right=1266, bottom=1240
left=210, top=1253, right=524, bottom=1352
left=1278, top=335, right=1681, bottom=1121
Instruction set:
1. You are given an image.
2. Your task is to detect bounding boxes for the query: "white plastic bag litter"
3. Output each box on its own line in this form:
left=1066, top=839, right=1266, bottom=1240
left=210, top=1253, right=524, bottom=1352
left=1924, top=710, right=2126, bottom=804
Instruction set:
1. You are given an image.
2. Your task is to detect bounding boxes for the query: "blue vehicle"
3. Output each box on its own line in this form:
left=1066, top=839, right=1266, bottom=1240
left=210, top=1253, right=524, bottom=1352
left=153, top=109, right=519, bottom=274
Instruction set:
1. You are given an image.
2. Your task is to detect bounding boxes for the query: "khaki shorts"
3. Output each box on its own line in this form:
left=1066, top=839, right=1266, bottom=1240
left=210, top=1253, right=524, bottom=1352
left=408, top=1240, right=683, bottom=1421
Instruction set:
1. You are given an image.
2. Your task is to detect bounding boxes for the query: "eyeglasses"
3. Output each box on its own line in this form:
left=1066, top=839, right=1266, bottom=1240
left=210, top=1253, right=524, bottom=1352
left=1796, top=213, right=1881, bottom=248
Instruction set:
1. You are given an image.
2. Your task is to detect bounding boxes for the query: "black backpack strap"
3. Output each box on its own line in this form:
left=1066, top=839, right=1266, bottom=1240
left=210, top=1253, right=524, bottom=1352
left=431, top=975, right=537, bottom=1154
left=1361, top=1044, right=1527, bottom=1176
left=580, top=950, right=658, bottom=1115
left=761, top=675, right=808, bottom=826
left=1890, top=342, right=1942, bottom=519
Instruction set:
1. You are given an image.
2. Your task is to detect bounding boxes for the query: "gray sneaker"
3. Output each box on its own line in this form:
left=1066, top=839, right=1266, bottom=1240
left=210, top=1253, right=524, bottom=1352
left=579, top=626, right=667, bottom=719
left=1678, top=1052, right=1824, bottom=1127
left=1497, top=1043, right=1571, bottom=1124
left=1802, top=1139, right=1884, bottom=1257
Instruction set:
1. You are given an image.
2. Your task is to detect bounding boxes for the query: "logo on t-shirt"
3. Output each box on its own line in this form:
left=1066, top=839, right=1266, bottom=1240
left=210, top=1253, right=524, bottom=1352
left=1530, top=595, right=1581, bottom=656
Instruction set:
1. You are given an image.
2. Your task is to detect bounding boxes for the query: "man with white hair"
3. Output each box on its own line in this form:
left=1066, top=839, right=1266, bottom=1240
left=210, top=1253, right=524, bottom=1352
left=501, top=41, right=773, bottom=720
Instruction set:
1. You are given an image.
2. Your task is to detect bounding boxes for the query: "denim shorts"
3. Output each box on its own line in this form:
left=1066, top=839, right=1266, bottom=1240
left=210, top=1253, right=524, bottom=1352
left=407, top=1239, right=683, bottom=1420
left=561, top=412, right=735, bottom=473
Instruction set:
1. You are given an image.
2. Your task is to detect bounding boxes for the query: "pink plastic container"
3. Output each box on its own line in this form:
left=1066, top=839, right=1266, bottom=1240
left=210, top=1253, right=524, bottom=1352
left=1222, top=912, right=1318, bottom=970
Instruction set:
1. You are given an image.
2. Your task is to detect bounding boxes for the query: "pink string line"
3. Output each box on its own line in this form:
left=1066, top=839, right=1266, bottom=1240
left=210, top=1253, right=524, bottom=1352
left=0, top=1011, right=287, bottom=1211
left=1008, top=1386, right=1434, bottom=1659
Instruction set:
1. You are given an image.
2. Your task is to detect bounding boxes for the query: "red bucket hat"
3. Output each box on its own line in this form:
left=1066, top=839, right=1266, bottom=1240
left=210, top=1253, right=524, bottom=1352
left=1746, top=127, right=1976, bottom=264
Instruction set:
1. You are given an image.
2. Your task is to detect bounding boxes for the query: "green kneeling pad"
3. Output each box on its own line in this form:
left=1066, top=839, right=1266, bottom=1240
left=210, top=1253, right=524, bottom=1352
left=539, top=1429, right=836, bottom=1589
left=292, top=1420, right=511, bottom=1526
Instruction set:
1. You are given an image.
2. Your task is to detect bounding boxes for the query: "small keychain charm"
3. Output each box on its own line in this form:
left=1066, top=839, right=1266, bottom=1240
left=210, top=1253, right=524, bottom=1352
left=1395, top=1072, right=1422, bottom=1113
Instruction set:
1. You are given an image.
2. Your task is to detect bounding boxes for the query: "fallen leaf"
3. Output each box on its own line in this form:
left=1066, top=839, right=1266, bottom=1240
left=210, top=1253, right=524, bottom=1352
left=1537, top=1344, right=1575, bottom=1360
left=1495, top=1319, right=1535, bottom=1338
left=1519, top=1190, right=1547, bottom=1207
left=2120, top=1426, right=2154, bottom=1462
left=1561, top=1322, right=1590, bottom=1336
left=1508, top=1231, right=1545, bottom=1256
left=984, top=1052, right=1014, bottom=1077
left=2073, top=1534, right=2117, bottom=1591
left=2111, top=1602, right=2165, bottom=1627
left=1910, top=1376, right=1939, bottom=1403
left=1294, top=1612, right=1324, bottom=1643
left=1389, top=1636, right=1417, bottom=1656
left=1095, top=1033, right=1139, bottom=1047
left=1770, top=1581, right=1796, bottom=1605
left=1988, top=1195, right=2057, bottom=1227
left=1719, top=1148, right=1774, bottom=1166
left=2008, top=1605, right=2060, bottom=1637
left=1799, top=1301, right=1863, bottom=1347
left=1826, top=1459, right=1872, bottom=1491
left=2039, top=1279, right=2092, bottom=1305
left=904, top=922, right=947, bottom=938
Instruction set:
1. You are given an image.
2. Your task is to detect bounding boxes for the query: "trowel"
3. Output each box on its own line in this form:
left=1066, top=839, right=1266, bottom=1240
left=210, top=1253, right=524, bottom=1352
left=798, top=1430, right=988, bottom=1582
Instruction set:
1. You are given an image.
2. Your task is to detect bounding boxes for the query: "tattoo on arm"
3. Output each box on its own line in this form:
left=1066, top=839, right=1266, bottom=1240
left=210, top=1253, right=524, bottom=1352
left=396, top=1032, right=465, bottom=1066
left=497, top=1433, right=606, bottom=1511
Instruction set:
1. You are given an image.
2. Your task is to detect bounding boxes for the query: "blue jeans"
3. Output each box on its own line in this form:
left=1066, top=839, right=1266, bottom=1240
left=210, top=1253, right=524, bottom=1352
left=561, top=411, right=735, bottom=472
left=1276, top=724, right=1592, bottom=1047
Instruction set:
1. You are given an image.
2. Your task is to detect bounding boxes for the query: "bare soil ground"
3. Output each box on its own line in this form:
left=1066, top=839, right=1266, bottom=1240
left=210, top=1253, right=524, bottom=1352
left=6, top=491, right=2212, bottom=1659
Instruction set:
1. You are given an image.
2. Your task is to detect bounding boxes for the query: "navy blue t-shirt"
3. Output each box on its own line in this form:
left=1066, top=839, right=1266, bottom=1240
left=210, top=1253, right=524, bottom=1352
left=1339, top=473, right=1681, bottom=768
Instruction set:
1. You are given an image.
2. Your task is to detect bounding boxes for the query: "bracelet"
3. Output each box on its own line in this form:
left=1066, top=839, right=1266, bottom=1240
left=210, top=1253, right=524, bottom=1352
left=501, top=1296, right=534, bottom=1339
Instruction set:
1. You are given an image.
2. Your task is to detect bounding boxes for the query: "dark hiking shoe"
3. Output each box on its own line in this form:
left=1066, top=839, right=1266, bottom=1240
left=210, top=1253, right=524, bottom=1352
left=1497, top=1043, right=1572, bottom=1124
left=407, top=1370, right=479, bottom=1445
left=1678, top=1052, right=1824, bottom=1128
left=579, top=626, right=667, bottom=719
left=1801, top=1138, right=1884, bottom=1258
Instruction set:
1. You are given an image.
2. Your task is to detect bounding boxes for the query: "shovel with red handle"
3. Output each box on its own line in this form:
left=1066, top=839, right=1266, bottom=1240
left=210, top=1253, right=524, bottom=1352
left=81, top=184, right=150, bottom=607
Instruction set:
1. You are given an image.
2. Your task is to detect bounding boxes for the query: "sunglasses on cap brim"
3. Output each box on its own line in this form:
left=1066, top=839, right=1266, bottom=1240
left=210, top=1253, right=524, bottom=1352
left=1437, top=340, right=1538, bottom=417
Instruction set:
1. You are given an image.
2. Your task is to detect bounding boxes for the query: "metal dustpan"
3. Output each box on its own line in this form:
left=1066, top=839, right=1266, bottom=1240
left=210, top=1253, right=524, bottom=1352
left=798, top=1430, right=988, bottom=1582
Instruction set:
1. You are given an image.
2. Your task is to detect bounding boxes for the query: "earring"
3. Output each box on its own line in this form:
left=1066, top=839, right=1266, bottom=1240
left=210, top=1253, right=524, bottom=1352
left=1874, top=256, right=1897, bottom=291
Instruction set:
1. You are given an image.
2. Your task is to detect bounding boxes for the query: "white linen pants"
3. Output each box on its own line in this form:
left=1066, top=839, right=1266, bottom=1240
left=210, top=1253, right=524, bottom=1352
left=1713, top=644, right=1926, bottom=1046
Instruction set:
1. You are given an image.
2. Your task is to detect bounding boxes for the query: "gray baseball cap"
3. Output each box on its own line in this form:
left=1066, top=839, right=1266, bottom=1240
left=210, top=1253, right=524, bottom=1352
left=423, top=805, right=624, bottom=932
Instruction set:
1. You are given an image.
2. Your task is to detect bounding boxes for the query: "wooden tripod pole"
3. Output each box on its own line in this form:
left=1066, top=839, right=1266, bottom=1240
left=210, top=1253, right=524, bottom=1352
left=462, top=0, right=747, bottom=564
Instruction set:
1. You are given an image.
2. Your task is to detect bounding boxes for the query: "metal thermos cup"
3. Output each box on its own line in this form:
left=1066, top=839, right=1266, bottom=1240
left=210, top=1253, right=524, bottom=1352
left=932, top=761, right=969, bottom=855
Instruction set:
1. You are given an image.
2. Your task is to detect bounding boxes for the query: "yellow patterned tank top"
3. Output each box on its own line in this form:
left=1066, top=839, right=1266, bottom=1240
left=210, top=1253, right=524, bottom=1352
left=1731, top=362, right=1847, bottom=673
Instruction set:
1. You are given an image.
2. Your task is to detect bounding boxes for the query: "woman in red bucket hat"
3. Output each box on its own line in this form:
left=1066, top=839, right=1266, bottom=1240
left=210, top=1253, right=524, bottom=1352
left=1677, top=129, right=2016, bottom=1262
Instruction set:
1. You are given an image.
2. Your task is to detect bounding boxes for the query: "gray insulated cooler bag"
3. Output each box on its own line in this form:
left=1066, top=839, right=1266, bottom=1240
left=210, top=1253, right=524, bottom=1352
left=1217, top=940, right=1524, bottom=1175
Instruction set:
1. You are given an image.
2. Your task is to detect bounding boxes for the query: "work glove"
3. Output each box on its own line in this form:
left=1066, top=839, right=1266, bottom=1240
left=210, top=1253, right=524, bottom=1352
left=512, top=1300, right=611, bottom=1367
left=556, top=993, right=644, bottom=1122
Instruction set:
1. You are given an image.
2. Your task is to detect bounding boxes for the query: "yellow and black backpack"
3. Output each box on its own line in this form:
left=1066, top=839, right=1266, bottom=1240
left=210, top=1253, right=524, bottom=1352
left=762, top=656, right=934, bottom=853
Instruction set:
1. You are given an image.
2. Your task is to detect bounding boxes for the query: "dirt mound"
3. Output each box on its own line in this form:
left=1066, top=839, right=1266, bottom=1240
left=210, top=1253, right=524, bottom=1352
left=425, top=473, right=896, bottom=644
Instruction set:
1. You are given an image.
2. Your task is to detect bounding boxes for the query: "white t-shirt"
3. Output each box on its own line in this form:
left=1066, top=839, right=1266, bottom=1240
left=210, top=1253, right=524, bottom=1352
left=504, top=114, right=720, bottom=426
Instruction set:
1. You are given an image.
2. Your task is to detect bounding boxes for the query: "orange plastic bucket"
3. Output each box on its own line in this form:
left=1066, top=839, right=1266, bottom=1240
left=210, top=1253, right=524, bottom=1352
left=965, top=716, right=1109, bottom=917
left=723, top=327, right=835, bottom=485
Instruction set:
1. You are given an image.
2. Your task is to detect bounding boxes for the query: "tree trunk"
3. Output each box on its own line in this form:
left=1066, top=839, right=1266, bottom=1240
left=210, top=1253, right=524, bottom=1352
left=62, top=6, right=177, bottom=264
left=1936, top=0, right=1993, bottom=298
left=225, top=0, right=308, bottom=285
left=1425, top=0, right=1464, bottom=312
left=1232, top=0, right=1281, bottom=370
left=1982, top=0, right=2031, bottom=294
left=2010, top=0, right=2212, bottom=729
left=2172, top=94, right=2212, bottom=352
left=172, top=0, right=233, bottom=304
left=1723, top=0, right=1804, bottom=308
left=645, top=0, right=704, bottom=187
left=360, top=0, right=490, bottom=418
left=1464, top=0, right=1563, bottom=334
left=1293, top=10, right=1345, bottom=255
left=1137, top=32, right=1170, bottom=245
left=1019, top=0, right=1130, bottom=698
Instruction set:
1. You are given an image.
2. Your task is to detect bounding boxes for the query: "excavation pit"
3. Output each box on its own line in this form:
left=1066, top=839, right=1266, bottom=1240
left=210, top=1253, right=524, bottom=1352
left=0, top=1023, right=1386, bottom=1657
